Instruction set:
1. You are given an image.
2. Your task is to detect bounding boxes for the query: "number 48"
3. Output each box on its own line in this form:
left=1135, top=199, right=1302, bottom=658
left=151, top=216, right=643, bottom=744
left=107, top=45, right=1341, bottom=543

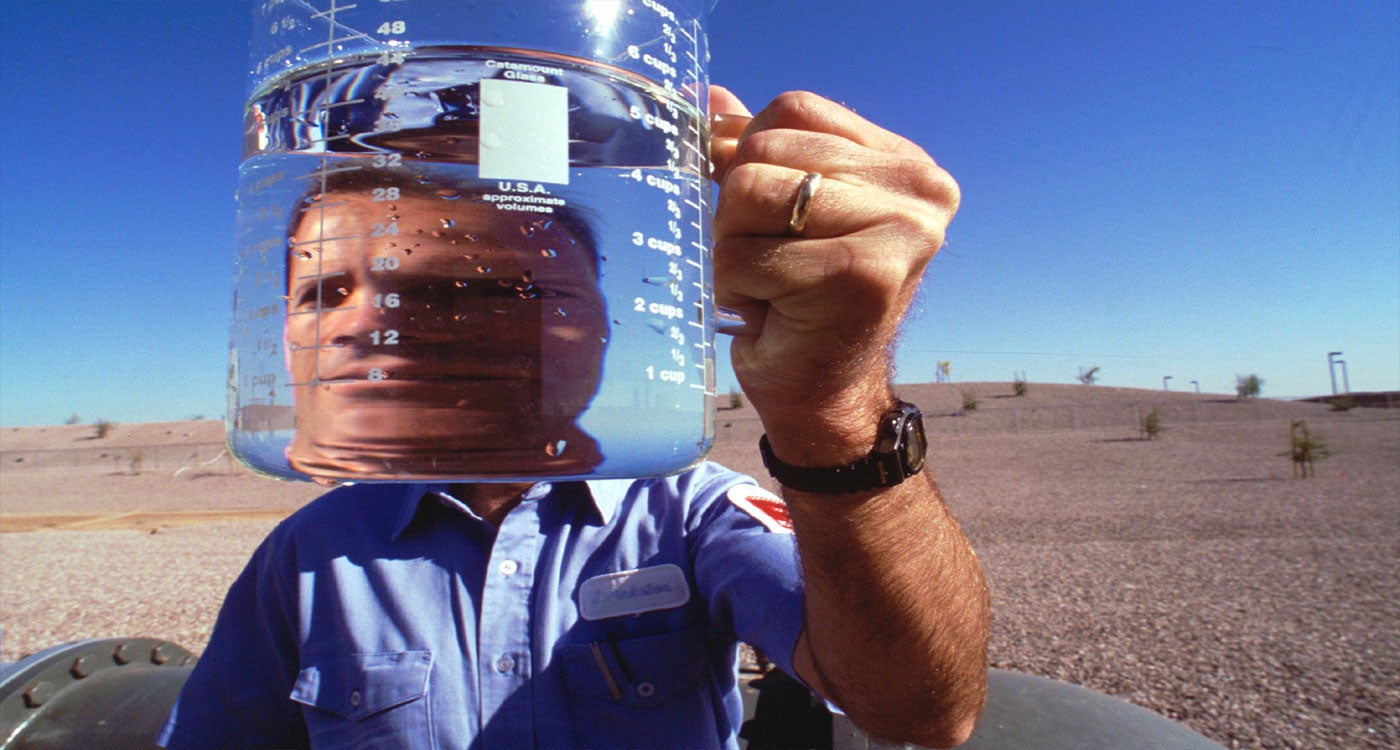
left=377, top=20, right=406, bottom=35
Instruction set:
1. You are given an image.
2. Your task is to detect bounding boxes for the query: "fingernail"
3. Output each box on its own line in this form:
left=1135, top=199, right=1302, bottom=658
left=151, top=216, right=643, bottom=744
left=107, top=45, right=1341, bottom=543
left=710, top=112, right=754, bottom=138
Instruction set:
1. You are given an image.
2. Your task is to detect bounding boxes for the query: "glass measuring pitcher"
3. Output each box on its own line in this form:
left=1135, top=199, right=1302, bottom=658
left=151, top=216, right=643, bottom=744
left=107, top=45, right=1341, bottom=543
left=231, top=0, right=717, bottom=483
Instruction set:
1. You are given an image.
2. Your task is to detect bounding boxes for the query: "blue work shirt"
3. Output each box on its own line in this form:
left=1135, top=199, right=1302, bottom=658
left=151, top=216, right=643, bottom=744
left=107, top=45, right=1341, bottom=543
left=159, top=463, right=806, bottom=749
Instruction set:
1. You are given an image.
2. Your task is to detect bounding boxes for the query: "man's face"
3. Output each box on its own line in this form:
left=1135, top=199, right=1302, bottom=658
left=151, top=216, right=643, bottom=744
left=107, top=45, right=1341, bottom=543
left=284, top=192, right=607, bottom=475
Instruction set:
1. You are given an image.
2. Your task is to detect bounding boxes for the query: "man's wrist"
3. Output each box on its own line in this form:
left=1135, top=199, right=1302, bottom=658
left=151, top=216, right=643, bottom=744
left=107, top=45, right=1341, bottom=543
left=749, top=382, right=896, bottom=468
left=760, top=400, right=926, bottom=494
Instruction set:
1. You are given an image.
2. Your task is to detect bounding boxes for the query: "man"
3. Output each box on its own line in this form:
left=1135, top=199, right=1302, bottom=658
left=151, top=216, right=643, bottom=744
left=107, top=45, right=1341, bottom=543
left=282, top=174, right=609, bottom=478
left=160, top=87, right=988, bottom=749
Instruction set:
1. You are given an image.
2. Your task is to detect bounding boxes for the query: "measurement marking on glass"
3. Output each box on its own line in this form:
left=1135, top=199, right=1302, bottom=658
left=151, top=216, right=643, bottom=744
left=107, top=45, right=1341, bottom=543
left=308, top=2, right=358, bottom=20
left=295, top=166, right=362, bottom=182
left=299, top=33, right=377, bottom=55
left=285, top=305, right=358, bottom=316
left=315, top=98, right=367, bottom=111
left=289, top=235, right=358, bottom=247
left=287, top=341, right=349, bottom=353
left=297, top=200, right=352, bottom=214
left=287, top=378, right=361, bottom=387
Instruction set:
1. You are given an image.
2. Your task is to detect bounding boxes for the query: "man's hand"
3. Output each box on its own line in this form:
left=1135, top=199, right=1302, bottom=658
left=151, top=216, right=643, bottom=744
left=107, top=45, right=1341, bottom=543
left=710, top=87, right=987, bottom=748
left=709, top=86, right=960, bottom=463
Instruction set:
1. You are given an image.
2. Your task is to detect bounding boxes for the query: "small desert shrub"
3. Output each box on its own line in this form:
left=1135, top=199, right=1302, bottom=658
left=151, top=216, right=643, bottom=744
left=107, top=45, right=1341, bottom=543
left=1012, top=374, right=1028, bottom=397
left=728, top=391, right=744, bottom=410
left=1328, top=396, right=1356, bottom=412
left=961, top=390, right=979, bottom=412
left=94, top=420, right=113, bottom=439
left=1235, top=374, right=1263, bottom=400
left=1285, top=420, right=1331, bottom=478
left=1139, top=406, right=1164, bottom=440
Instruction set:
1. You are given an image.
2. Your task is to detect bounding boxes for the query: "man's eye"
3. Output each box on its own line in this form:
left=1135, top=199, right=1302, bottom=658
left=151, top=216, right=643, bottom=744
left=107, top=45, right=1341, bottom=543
left=292, top=285, right=352, bottom=308
left=290, top=288, right=318, bottom=308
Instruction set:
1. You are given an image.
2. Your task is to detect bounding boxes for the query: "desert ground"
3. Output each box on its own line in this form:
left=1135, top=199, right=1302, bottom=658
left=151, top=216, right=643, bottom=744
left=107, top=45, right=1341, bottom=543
left=1, top=382, right=1396, bottom=749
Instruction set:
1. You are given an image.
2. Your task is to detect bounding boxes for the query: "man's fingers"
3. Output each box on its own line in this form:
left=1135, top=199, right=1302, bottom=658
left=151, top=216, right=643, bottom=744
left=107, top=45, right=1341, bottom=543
left=713, top=163, right=871, bottom=240
left=742, top=91, right=928, bottom=159
left=709, top=85, right=754, bottom=181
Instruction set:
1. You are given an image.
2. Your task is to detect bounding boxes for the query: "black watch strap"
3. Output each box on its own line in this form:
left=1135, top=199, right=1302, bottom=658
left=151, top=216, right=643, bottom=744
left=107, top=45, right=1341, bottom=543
left=758, top=402, right=926, bottom=495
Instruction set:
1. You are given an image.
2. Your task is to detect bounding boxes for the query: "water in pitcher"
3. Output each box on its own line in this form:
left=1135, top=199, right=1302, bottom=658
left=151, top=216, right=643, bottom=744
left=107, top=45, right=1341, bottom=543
left=232, top=47, right=716, bottom=481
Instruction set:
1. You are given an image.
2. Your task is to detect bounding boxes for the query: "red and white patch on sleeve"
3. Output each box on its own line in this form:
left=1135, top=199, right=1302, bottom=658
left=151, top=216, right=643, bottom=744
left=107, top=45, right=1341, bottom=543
left=726, top=485, right=793, bottom=534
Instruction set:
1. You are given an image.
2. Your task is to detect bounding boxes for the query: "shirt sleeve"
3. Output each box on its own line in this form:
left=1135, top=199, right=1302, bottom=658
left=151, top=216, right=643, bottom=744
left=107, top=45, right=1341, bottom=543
left=158, top=523, right=310, bottom=748
left=683, top=467, right=806, bottom=680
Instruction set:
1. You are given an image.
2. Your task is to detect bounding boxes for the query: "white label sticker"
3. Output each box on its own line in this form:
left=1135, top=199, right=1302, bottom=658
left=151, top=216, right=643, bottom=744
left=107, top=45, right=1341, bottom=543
left=579, top=563, right=691, bottom=621
left=478, top=77, right=569, bottom=184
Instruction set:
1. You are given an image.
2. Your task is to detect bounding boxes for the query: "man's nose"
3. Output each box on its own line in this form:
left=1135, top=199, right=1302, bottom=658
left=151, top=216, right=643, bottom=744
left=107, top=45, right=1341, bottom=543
left=325, top=287, right=397, bottom=349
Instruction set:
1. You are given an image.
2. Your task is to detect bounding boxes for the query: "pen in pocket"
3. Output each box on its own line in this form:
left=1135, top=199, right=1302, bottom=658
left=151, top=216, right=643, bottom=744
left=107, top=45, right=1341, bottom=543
left=589, top=642, right=624, bottom=701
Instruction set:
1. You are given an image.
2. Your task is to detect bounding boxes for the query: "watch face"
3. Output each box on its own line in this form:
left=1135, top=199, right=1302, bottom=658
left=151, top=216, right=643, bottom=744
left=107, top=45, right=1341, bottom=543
left=901, top=412, right=927, bottom=474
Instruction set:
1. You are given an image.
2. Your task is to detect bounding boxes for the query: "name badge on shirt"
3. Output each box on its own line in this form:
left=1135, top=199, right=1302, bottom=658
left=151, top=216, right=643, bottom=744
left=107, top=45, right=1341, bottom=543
left=579, top=563, right=691, bottom=621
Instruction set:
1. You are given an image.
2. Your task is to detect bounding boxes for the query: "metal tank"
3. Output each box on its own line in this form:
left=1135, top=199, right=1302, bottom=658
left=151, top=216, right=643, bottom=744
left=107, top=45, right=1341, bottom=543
left=0, top=638, right=194, bottom=749
left=2, top=635, right=1225, bottom=749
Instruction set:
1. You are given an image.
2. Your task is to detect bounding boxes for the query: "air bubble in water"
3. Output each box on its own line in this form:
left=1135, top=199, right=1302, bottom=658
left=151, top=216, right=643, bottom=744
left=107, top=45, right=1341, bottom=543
left=545, top=439, right=567, bottom=457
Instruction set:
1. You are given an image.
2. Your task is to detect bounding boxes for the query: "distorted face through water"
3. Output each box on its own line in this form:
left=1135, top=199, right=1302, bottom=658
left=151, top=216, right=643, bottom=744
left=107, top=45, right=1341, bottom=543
left=284, top=189, right=608, bottom=478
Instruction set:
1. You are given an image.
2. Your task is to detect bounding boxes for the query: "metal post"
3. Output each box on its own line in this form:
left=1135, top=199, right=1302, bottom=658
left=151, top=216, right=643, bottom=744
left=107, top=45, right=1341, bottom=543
left=1328, top=351, right=1343, bottom=396
left=1163, top=376, right=1172, bottom=391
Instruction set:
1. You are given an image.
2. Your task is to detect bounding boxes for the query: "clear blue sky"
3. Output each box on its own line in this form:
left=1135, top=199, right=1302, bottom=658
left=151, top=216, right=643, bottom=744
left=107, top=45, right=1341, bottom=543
left=2, top=0, right=1396, bottom=427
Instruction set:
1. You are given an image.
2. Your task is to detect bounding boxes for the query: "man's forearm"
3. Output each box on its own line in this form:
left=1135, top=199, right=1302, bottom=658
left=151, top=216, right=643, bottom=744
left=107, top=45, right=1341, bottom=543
left=765, top=389, right=989, bottom=748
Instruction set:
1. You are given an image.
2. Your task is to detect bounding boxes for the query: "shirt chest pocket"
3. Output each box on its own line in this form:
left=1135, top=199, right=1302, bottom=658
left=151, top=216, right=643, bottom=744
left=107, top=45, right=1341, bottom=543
left=291, top=651, right=433, bottom=749
left=558, top=627, right=709, bottom=708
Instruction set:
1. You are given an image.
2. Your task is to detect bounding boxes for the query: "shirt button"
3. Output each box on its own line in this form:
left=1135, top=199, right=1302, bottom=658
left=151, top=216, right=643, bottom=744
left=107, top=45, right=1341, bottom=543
left=349, top=690, right=362, bottom=707
left=498, top=559, right=519, bottom=576
left=636, top=682, right=655, bottom=698
left=496, top=655, right=516, bottom=673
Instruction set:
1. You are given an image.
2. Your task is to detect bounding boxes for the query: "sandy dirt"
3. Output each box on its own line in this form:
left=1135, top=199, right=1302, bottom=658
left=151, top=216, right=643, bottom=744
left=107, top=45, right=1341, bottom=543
left=1, top=383, right=1396, bottom=748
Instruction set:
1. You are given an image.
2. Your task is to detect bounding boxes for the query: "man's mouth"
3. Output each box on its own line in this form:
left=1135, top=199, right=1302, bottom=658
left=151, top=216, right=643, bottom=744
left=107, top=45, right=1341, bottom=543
left=307, top=350, right=540, bottom=386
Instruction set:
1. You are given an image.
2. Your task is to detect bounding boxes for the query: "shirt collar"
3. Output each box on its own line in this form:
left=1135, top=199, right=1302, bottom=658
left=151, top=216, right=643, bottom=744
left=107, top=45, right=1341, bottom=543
left=391, top=479, right=629, bottom=539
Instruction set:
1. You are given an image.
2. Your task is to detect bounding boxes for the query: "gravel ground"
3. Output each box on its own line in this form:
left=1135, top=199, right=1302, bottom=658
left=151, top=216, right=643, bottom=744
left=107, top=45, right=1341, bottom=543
left=1, top=386, right=1396, bottom=748
left=938, top=418, right=1400, bottom=750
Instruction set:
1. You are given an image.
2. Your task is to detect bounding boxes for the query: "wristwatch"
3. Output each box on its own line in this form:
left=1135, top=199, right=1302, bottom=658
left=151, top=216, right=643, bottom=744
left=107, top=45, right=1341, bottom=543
left=758, top=401, right=927, bottom=494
